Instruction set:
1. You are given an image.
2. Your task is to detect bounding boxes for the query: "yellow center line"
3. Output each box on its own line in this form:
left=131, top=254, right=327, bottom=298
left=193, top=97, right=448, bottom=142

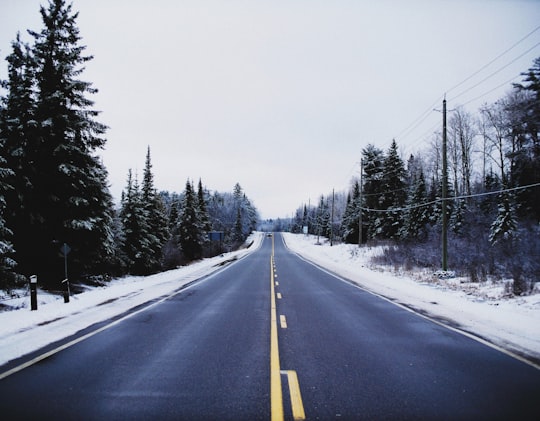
left=283, top=370, right=306, bottom=420
left=270, top=249, right=284, bottom=421
left=270, top=233, right=305, bottom=420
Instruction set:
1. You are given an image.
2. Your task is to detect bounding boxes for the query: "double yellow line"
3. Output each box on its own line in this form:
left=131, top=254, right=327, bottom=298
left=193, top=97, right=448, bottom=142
left=270, top=235, right=305, bottom=421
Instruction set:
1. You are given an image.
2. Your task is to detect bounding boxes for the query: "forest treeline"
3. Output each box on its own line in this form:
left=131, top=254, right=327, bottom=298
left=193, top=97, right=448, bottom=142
left=0, top=0, right=258, bottom=291
left=283, top=57, right=540, bottom=295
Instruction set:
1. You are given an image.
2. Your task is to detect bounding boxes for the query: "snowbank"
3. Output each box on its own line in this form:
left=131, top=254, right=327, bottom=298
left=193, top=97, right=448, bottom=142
left=0, top=233, right=263, bottom=368
left=282, top=233, right=540, bottom=366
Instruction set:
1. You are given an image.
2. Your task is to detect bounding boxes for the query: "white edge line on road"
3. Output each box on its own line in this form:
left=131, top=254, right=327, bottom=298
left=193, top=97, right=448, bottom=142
left=0, top=250, right=250, bottom=381
left=279, top=234, right=540, bottom=371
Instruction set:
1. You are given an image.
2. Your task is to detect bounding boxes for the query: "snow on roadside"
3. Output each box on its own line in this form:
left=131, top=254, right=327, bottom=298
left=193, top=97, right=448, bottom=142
left=282, top=233, right=540, bottom=365
left=0, top=233, right=263, bottom=368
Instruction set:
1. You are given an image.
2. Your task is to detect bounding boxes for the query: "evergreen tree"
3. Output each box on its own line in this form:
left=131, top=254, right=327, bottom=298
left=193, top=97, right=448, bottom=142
left=2, top=0, right=115, bottom=284
left=400, top=170, right=429, bottom=240
left=449, top=199, right=466, bottom=234
left=510, top=57, right=540, bottom=221
left=480, top=170, right=500, bottom=216
left=362, top=144, right=385, bottom=239
left=178, top=180, right=204, bottom=260
left=162, top=193, right=182, bottom=269
left=377, top=139, right=407, bottom=238
left=341, top=181, right=361, bottom=243
left=489, top=191, right=518, bottom=245
left=197, top=179, right=211, bottom=235
left=0, top=137, right=18, bottom=288
left=430, top=175, right=454, bottom=226
left=142, top=147, right=169, bottom=271
left=233, top=207, right=244, bottom=244
left=229, top=182, right=258, bottom=244
left=119, top=170, right=153, bottom=274
left=316, top=195, right=331, bottom=239
left=0, top=34, right=38, bottom=285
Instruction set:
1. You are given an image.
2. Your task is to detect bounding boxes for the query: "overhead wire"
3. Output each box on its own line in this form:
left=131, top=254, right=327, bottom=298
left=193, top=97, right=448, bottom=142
left=448, top=40, right=540, bottom=103
left=359, top=182, right=540, bottom=213
left=460, top=73, right=523, bottom=107
left=445, top=25, right=540, bottom=95
left=394, top=24, right=540, bottom=149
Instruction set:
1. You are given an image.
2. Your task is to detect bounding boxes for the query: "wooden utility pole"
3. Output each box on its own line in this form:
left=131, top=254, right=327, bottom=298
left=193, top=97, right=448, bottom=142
left=330, top=189, right=335, bottom=246
left=441, top=98, right=448, bottom=271
left=358, top=159, right=363, bottom=247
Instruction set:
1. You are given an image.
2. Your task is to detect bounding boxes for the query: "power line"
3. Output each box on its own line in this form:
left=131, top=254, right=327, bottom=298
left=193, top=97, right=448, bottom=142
left=360, top=182, right=540, bottom=213
left=394, top=25, right=540, bottom=146
left=460, top=73, right=523, bottom=107
left=446, top=25, right=540, bottom=95
left=395, top=95, right=443, bottom=141
left=448, top=41, right=540, bottom=103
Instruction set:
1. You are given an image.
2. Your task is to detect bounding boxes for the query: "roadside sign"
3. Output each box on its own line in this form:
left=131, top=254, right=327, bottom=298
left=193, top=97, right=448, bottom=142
left=60, top=243, right=71, bottom=257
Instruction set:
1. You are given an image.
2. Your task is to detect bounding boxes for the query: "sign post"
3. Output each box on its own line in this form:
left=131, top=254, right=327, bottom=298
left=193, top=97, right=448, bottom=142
left=30, top=275, right=38, bottom=311
left=60, top=243, right=71, bottom=303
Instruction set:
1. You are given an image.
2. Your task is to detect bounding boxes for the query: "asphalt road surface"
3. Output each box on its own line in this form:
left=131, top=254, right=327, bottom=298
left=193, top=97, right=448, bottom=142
left=1, top=233, right=539, bottom=420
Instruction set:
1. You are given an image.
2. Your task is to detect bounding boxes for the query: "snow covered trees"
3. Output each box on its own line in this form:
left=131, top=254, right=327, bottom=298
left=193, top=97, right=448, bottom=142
left=287, top=57, right=540, bottom=293
left=0, top=134, right=17, bottom=288
left=1, top=0, right=115, bottom=286
left=0, top=0, right=259, bottom=289
left=117, top=158, right=259, bottom=273
left=178, top=180, right=206, bottom=261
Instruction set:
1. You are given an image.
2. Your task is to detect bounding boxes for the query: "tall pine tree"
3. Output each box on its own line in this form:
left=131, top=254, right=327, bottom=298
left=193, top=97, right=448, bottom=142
left=0, top=131, right=17, bottom=287
left=0, top=34, right=38, bottom=285
left=197, top=179, right=211, bottom=236
left=377, top=139, right=407, bottom=239
left=341, top=181, right=361, bottom=244
left=142, top=147, right=169, bottom=271
left=119, top=170, right=153, bottom=275
left=178, top=180, right=204, bottom=260
left=2, top=0, right=115, bottom=284
left=361, top=144, right=385, bottom=239
left=400, top=170, right=429, bottom=240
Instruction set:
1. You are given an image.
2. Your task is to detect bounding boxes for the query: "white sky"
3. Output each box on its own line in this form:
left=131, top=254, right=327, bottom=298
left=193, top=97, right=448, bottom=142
left=1, top=0, right=540, bottom=219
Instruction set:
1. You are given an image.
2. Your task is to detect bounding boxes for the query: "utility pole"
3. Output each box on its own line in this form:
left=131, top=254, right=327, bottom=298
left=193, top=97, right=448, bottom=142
left=330, top=189, right=335, bottom=246
left=441, top=98, right=448, bottom=271
left=358, top=159, right=363, bottom=247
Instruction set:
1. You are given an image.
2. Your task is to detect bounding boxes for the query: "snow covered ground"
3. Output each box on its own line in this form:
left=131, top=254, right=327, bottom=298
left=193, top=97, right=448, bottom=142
left=1, top=231, right=538, bottom=371
left=0, top=233, right=263, bottom=368
left=282, top=233, right=540, bottom=367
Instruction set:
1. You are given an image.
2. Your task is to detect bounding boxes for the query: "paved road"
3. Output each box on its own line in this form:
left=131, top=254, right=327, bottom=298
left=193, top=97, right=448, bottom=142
left=272, top=234, right=540, bottom=420
left=0, top=233, right=539, bottom=420
left=0, top=239, right=272, bottom=420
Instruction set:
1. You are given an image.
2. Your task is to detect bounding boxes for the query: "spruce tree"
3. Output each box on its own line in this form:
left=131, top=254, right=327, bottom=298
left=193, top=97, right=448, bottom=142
left=341, top=181, right=361, bottom=243
left=511, top=57, right=540, bottom=221
left=178, top=180, right=204, bottom=260
left=162, top=194, right=182, bottom=269
left=0, top=136, right=17, bottom=288
left=119, top=170, right=153, bottom=274
left=316, top=196, right=331, bottom=239
left=378, top=139, right=406, bottom=239
left=0, top=34, right=38, bottom=285
left=197, top=179, right=211, bottom=236
left=400, top=170, right=429, bottom=240
left=489, top=191, right=517, bottom=245
left=4, top=0, right=115, bottom=284
left=361, top=144, right=385, bottom=239
left=142, top=147, right=169, bottom=271
left=233, top=207, right=244, bottom=244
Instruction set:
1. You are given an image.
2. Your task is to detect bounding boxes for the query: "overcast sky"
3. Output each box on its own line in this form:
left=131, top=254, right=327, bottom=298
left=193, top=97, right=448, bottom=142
left=1, top=0, right=540, bottom=219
